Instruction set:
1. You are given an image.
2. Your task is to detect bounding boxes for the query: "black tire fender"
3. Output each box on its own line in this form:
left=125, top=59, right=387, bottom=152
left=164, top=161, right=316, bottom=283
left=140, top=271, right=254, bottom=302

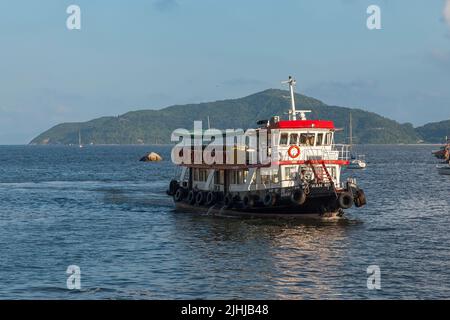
left=206, top=192, right=216, bottom=206
left=290, top=189, right=306, bottom=205
left=355, top=189, right=367, bottom=207
left=242, top=195, right=255, bottom=209
left=187, top=190, right=196, bottom=205
left=338, top=192, right=353, bottom=209
left=168, top=180, right=179, bottom=195
left=263, top=192, right=277, bottom=207
left=195, top=192, right=205, bottom=205
left=174, top=188, right=184, bottom=202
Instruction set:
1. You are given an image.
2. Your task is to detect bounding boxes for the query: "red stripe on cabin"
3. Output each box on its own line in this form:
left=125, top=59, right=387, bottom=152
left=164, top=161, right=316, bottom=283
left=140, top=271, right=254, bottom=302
left=271, top=120, right=335, bottom=129
left=275, top=160, right=350, bottom=166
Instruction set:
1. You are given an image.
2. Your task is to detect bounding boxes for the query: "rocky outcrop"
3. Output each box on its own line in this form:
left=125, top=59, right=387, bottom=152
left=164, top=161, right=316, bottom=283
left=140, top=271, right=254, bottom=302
left=140, top=152, right=163, bottom=162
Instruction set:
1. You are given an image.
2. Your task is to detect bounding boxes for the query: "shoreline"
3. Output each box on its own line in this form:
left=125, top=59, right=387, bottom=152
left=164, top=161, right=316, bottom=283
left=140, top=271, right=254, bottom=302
left=0, top=143, right=445, bottom=147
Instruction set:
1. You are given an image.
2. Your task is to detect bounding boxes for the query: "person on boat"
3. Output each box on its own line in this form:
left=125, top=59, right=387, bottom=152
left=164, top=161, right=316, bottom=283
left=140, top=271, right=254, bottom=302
left=300, top=169, right=307, bottom=180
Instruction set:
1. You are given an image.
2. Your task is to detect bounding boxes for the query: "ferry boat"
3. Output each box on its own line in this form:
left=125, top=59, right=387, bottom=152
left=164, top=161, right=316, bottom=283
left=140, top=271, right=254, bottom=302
left=167, top=76, right=367, bottom=218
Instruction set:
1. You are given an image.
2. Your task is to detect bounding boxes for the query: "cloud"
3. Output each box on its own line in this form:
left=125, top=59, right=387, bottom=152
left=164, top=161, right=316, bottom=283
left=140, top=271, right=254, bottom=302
left=444, top=0, right=450, bottom=26
left=153, top=0, right=178, bottom=12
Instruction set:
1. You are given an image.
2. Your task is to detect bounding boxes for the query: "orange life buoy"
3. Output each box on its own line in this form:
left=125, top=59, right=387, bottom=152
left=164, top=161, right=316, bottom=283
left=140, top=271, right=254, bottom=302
left=288, top=145, right=301, bottom=158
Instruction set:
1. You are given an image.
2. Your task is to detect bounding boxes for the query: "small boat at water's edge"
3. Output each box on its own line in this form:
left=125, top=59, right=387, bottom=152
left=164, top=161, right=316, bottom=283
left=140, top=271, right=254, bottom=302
left=348, top=155, right=367, bottom=169
left=437, top=164, right=450, bottom=175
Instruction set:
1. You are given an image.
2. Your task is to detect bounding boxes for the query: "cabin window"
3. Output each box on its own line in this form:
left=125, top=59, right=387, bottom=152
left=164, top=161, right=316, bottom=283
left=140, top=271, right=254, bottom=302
left=329, top=167, right=336, bottom=180
left=316, top=133, right=324, bottom=146
left=300, top=133, right=315, bottom=146
left=194, top=168, right=199, bottom=181
left=272, top=170, right=279, bottom=184
left=279, top=133, right=289, bottom=146
left=289, top=133, right=298, bottom=145
left=214, top=170, right=224, bottom=185
left=260, top=168, right=279, bottom=185
left=322, top=166, right=337, bottom=181
left=237, top=170, right=242, bottom=184
left=261, top=174, right=270, bottom=185
left=284, top=166, right=297, bottom=180
left=203, top=170, right=208, bottom=181
left=299, top=167, right=313, bottom=181
left=230, top=170, right=248, bottom=184
left=325, top=132, right=333, bottom=145
left=230, top=170, right=236, bottom=184
left=195, top=169, right=208, bottom=182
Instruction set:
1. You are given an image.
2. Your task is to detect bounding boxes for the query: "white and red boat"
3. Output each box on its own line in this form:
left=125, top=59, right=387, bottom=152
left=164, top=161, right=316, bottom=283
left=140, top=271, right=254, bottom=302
left=167, top=76, right=367, bottom=218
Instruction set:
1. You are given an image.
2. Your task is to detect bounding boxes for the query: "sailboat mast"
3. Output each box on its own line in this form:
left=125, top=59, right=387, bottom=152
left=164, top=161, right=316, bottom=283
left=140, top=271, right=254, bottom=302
left=349, top=113, right=353, bottom=147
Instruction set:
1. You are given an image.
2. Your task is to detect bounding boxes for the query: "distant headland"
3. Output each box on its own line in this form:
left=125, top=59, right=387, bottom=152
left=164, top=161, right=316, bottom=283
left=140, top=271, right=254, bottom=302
left=29, top=89, right=450, bottom=145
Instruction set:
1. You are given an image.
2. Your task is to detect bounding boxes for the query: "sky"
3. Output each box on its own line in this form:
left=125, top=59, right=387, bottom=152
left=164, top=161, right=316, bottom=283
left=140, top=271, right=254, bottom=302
left=0, top=0, right=449, bottom=144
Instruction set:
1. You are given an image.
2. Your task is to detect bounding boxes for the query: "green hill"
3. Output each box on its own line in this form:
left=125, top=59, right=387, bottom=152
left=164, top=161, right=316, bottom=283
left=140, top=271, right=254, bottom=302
left=30, top=89, right=423, bottom=145
left=415, top=120, right=450, bottom=143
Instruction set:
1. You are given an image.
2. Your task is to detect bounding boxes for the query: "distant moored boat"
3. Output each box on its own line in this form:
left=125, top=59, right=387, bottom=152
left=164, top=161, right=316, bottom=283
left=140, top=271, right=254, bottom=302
left=347, top=113, right=366, bottom=170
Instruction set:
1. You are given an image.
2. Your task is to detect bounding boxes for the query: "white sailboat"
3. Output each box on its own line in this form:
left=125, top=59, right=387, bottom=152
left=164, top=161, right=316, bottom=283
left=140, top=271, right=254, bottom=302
left=347, top=113, right=366, bottom=169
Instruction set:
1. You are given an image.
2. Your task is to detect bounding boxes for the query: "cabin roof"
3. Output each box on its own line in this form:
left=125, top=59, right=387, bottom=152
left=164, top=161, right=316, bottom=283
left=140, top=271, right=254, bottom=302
left=270, top=120, right=334, bottom=130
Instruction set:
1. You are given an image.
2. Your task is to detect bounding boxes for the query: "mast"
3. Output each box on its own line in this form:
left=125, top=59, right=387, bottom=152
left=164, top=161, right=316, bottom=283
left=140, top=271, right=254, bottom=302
left=282, top=76, right=311, bottom=120
left=282, top=76, right=297, bottom=120
left=349, top=112, right=353, bottom=147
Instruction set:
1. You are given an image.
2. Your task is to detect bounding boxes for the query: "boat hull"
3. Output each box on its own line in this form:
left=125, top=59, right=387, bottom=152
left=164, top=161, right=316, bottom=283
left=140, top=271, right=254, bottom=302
left=437, top=165, right=450, bottom=175
left=347, top=160, right=366, bottom=169
left=174, top=201, right=343, bottom=219
left=173, top=191, right=348, bottom=219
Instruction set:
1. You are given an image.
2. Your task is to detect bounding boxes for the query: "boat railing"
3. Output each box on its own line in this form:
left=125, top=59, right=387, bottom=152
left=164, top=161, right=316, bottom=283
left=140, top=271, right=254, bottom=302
left=173, top=143, right=351, bottom=166
left=275, top=144, right=351, bottom=162
left=333, top=144, right=351, bottom=161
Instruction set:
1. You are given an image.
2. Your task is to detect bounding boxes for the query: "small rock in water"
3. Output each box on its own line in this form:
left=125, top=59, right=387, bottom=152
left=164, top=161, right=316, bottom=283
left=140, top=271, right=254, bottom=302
left=140, top=152, right=163, bottom=162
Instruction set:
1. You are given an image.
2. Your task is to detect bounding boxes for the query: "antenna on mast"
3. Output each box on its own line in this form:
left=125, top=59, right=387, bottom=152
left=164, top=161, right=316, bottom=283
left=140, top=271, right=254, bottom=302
left=282, top=76, right=311, bottom=120
left=282, top=76, right=297, bottom=120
